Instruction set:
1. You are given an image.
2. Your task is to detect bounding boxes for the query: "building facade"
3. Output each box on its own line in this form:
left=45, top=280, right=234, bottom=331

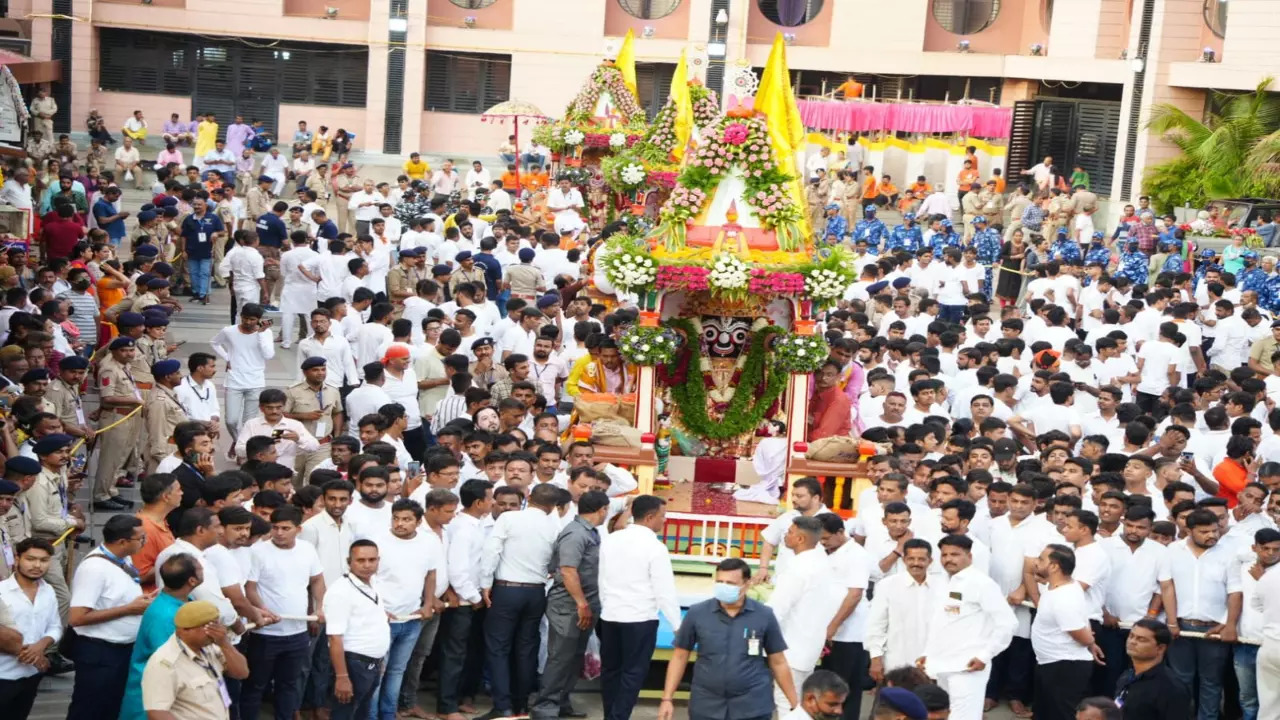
left=6, top=0, right=1279, bottom=207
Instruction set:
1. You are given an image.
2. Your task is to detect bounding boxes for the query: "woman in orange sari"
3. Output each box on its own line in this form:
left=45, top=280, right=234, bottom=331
left=96, top=259, right=130, bottom=343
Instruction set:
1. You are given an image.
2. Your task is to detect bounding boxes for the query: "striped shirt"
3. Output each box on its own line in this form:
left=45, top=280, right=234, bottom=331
left=59, top=290, right=99, bottom=343
left=431, top=392, right=468, bottom=433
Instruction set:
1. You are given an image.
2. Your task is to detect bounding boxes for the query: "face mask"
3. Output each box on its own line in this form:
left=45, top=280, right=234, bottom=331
left=711, top=582, right=741, bottom=604
left=72, top=280, right=90, bottom=291
left=813, top=712, right=841, bottom=720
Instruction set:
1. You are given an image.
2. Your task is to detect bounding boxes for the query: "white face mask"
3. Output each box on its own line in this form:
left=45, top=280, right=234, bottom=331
left=712, top=582, right=741, bottom=604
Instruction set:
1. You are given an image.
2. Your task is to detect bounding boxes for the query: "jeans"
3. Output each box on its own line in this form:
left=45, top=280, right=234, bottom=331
left=301, top=627, right=332, bottom=710
left=397, top=612, right=442, bottom=711
left=939, top=303, right=966, bottom=324
left=500, top=153, right=516, bottom=164
left=1168, top=620, right=1232, bottom=720
left=1095, top=625, right=1131, bottom=698
left=1235, top=644, right=1259, bottom=720
left=374, top=620, right=423, bottom=720
left=484, top=583, right=548, bottom=713
left=225, top=386, right=263, bottom=444
left=188, top=257, right=212, bottom=298
left=240, top=632, right=311, bottom=720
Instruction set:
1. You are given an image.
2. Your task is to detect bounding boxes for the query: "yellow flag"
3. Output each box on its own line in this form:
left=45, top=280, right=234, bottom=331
left=669, top=48, right=693, bottom=161
left=753, top=32, right=809, bottom=240
left=615, top=29, right=638, bottom=100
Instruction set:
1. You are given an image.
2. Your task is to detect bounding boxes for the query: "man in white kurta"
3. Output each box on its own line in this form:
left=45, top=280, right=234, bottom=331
left=919, top=535, right=1017, bottom=720
left=279, top=235, right=321, bottom=349
left=547, top=178, right=586, bottom=239
left=766, top=517, right=842, bottom=716
left=865, top=539, right=945, bottom=680
left=261, top=147, right=289, bottom=195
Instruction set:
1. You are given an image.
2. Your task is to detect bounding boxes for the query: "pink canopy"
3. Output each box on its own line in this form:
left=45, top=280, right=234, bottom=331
left=797, top=100, right=1013, bottom=139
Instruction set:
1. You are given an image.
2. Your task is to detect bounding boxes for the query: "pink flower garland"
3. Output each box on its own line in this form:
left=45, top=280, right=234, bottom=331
left=655, top=265, right=711, bottom=291
left=747, top=269, right=806, bottom=295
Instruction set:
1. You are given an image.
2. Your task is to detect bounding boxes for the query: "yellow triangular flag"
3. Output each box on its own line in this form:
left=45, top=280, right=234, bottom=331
left=670, top=48, right=693, bottom=161
left=615, top=29, right=638, bottom=100
left=753, top=32, right=809, bottom=240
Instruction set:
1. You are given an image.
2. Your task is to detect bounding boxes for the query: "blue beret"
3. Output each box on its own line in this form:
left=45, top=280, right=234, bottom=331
left=470, top=337, right=495, bottom=350
left=19, top=368, right=49, bottom=384
left=536, top=294, right=560, bottom=308
left=151, top=359, right=181, bottom=377
left=0, top=479, right=18, bottom=494
left=140, top=204, right=155, bottom=213
left=152, top=262, right=174, bottom=276
left=144, top=314, right=169, bottom=328
left=518, top=248, right=536, bottom=262
left=59, top=355, right=89, bottom=371
left=301, top=356, right=327, bottom=370
left=878, top=687, right=927, bottom=720
left=455, top=250, right=473, bottom=262
left=160, top=196, right=179, bottom=207
left=162, top=207, right=179, bottom=218
left=891, top=277, right=912, bottom=289
left=399, top=246, right=422, bottom=257
left=258, top=175, right=274, bottom=185
left=3, top=456, right=39, bottom=476
left=109, top=336, right=136, bottom=350
left=136, top=211, right=157, bottom=223
left=431, top=264, right=452, bottom=276
left=134, top=244, right=159, bottom=258
left=146, top=277, right=170, bottom=289
left=117, top=312, right=145, bottom=328
left=33, top=433, right=73, bottom=456
left=866, top=281, right=889, bottom=294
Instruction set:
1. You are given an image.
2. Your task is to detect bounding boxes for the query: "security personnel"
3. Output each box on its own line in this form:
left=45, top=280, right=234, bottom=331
left=927, top=217, right=961, bottom=260
left=140, top=600, right=251, bottom=720
left=0, top=478, right=20, bottom=579
left=94, top=337, right=144, bottom=511
left=386, top=247, right=427, bottom=317
left=1240, top=251, right=1269, bottom=296
left=131, top=276, right=169, bottom=313
left=1117, top=242, right=1150, bottom=288
left=19, top=368, right=57, bottom=415
left=886, top=213, right=921, bottom=254
left=145, top=359, right=187, bottom=474
left=2, top=456, right=40, bottom=546
left=47, top=355, right=95, bottom=451
left=1049, top=227, right=1082, bottom=266
left=28, top=433, right=81, bottom=619
left=657, top=557, right=797, bottom=720
left=283, top=356, right=344, bottom=479
left=973, top=216, right=1004, bottom=300
left=1083, top=232, right=1111, bottom=269
left=136, top=312, right=176, bottom=374
left=853, top=205, right=887, bottom=251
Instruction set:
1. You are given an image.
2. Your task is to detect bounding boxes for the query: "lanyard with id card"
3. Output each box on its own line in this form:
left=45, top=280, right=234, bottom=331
left=745, top=628, right=761, bottom=657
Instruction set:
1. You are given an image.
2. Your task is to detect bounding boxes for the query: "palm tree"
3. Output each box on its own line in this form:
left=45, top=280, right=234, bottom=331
left=1143, top=77, right=1280, bottom=208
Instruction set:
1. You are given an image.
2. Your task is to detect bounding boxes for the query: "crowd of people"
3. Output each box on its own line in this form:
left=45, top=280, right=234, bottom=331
left=3, top=88, right=1280, bottom=720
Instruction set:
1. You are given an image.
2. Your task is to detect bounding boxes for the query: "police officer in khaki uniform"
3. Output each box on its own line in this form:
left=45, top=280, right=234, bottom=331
left=286, top=205, right=310, bottom=237
left=137, top=313, right=176, bottom=373
left=47, top=355, right=95, bottom=452
left=283, top=356, right=345, bottom=479
left=19, top=368, right=57, bottom=416
left=94, top=337, right=145, bottom=510
left=141, top=600, right=250, bottom=719
left=2, top=456, right=39, bottom=547
left=145, top=359, right=187, bottom=474
left=27, top=434, right=82, bottom=619
left=131, top=276, right=171, bottom=313
left=385, top=247, right=426, bottom=317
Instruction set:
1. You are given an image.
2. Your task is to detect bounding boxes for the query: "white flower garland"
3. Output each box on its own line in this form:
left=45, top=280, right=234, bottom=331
left=708, top=254, right=749, bottom=290
left=609, top=132, right=628, bottom=148
left=563, top=129, right=585, bottom=146
left=806, top=268, right=849, bottom=301
left=620, top=163, right=646, bottom=185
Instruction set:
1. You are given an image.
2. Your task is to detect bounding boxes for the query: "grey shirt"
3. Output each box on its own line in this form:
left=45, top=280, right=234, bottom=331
left=547, top=515, right=600, bottom=606
left=674, top=598, right=787, bottom=720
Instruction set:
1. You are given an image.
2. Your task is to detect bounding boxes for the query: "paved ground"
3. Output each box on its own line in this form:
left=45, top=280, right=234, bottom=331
left=23, top=168, right=1020, bottom=720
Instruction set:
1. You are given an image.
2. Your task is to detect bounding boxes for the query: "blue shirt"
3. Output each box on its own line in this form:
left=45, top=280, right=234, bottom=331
left=316, top=220, right=339, bottom=241
left=474, top=252, right=503, bottom=300
left=255, top=212, right=288, bottom=248
left=180, top=211, right=225, bottom=260
left=118, top=592, right=184, bottom=720
left=93, top=198, right=125, bottom=240
left=674, top=598, right=788, bottom=720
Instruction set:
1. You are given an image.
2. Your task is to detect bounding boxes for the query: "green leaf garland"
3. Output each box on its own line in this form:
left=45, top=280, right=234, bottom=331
left=667, top=318, right=790, bottom=440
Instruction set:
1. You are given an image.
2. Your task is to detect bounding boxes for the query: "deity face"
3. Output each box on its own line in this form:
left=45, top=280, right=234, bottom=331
left=701, top=316, right=752, bottom=358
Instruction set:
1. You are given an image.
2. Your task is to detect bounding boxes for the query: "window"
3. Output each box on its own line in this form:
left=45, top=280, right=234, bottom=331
left=97, top=29, right=367, bottom=107
left=1204, top=0, right=1227, bottom=38
left=617, top=0, right=682, bottom=19
left=634, top=62, right=676, bottom=119
left=450, top=0, right=497, bottom=7
left=425, top=51, right=511, bottom=114
left=757, top=0, right=824, bottom=27
left=931, top=0, right=1001, bottom=35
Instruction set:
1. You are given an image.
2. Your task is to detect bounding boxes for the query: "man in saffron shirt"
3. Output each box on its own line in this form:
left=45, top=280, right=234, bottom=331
left=1210, top=435, right=1255, bottom=507
left=809, top=359, right=852, bottom=441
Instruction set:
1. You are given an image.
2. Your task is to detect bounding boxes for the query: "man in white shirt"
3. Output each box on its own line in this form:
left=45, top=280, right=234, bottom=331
left=464, top=161, right=491, bottom=201
left=767, top=516, right=842, bottom=715
left=1030, top=543, right=1104, bottom=720
left=919, top=535, right=1016, bottom=720
left=1136, top=321, right=1183, bottom=413
left=297, top=310, right=360, bottom=389
left=353, top=303, right=395, bottom=369
left=598, top=495, right=681, bottom=720
left=174, top=352, right=222, bottom=432
left=66, top=514, right=149, bottom=720
left=757, top=478, right=828, bottom=584
left=379, top=342, right=424, bottom=459
left=210, top=304, right=275, bottom=447
left=114, top=136, right=143, bottom=189
left=0, top=536, right=62, bottom=715
left=479, top=483, right=560, bottom=717
left=1097, top=505, right=1171, bottom=695
left=397, top=488, right=457, bottom=718
left=345, top=362, right=394, bottom=438
left=437, top=480, right=491, bottom=718
left=1162, top=508, right=1242, bottom=717
left=241, top=502, right=327, bottom=717
left=546, top=177, right=585, bottom=240
left=233, top=388, right=320, bottom=468
left=324, top=539, right=392, bottom=720
left=348, top=180, right=382, bottom=237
